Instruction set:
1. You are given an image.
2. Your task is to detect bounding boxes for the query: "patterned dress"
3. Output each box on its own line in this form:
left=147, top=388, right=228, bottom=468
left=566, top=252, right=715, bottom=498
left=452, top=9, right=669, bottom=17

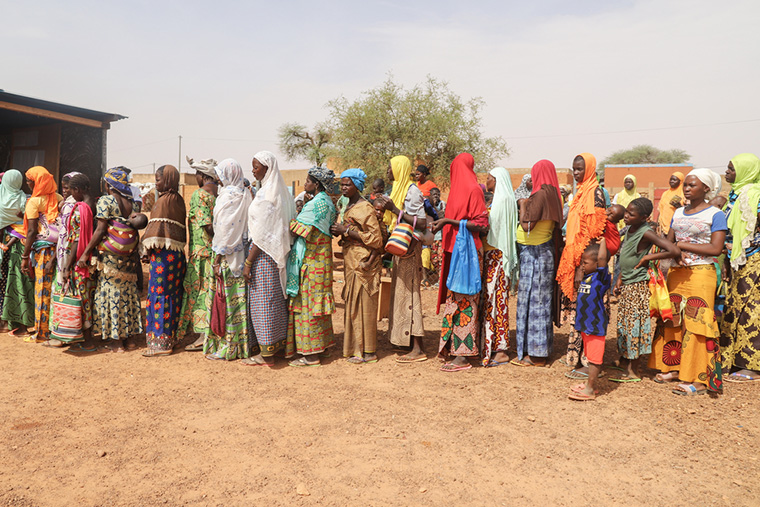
left=616, top=224, right=653, bottom=360
left=178, top=188, right=215, bottom=337
left=204, top=260, right=248, bottom=360
left=480, top=248, right=510, bottom=366
left=247, top=249, right=288, bottom=357
left=286, top=221, right=335, bottom=355
left=1, top=232, right=34, bottom=329
left=146, top=248, right=186, bottom=351
left=92, top=196, right=144, bottom=341
left=439, top=251, right=482, bottom=358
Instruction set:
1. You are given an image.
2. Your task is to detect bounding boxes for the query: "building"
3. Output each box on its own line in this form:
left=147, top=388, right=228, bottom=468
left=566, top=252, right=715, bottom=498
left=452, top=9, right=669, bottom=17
left=0, top=90, right=125, bottom=188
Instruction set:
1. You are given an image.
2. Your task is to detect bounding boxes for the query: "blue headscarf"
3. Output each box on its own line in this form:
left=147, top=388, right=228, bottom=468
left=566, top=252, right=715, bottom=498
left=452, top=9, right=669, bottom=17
left=341, top=168, right=366, bottom=192
left=104, top=168, right=133, bottom=200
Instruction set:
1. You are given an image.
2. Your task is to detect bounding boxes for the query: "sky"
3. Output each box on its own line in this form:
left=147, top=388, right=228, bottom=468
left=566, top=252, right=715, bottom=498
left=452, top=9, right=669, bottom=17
left=3, top=0, right=759, bottom=181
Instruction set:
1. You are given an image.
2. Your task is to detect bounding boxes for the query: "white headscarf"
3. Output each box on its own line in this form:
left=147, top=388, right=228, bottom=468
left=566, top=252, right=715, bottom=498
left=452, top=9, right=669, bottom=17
left=212, top=159, right=252, bottom=277
left=688, top=168, right=722, bottom=202
left=248, top=151, right=297, bottom=296
left=486, top=167, right=519, bottom=281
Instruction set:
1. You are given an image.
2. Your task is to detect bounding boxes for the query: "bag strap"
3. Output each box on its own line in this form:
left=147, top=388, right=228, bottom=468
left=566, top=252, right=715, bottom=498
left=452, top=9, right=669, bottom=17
left=397, top=210, right=404, bottom=224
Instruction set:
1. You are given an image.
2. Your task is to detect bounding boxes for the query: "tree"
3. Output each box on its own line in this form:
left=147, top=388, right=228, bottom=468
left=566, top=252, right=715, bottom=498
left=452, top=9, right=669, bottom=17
left=599, top=145, right=691, bottom=175
left=278, top=122, right=332, bottom=167
left=324, top=76, right=509, bottom=186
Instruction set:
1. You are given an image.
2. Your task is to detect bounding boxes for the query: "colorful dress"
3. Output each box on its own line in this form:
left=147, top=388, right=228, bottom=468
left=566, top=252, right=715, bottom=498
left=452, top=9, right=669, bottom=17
left=247, top=249, right=288, bottom=357
left=204, top=260, right=248, bottom=360
left=178, top=188, right=215, bottom=337
left=286, top=192, right=336, bottom=356
left=340, top=199, right=383, bottom=358
left=616, top=224, right=653, bottom=360
left=481, top=247, right=510, bottom=365
left=439, top=250, right=482, bottom=358
left=146, top=249, right=186, bottom=351
left=92, top=196, right=143, bottom=341
left=1, top=230, right=34, bottom=329
left=26, top=194, right=60, bottom=341
left=648, top=206, right=726, bottom=391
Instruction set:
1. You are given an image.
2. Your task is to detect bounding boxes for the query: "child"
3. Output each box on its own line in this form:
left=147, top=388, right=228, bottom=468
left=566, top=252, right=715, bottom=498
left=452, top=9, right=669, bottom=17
left=612, top=198, right=680, bottom=381
left=605, top=204, right=625, bottom=257
left=569, top=239, right=610, bottom=401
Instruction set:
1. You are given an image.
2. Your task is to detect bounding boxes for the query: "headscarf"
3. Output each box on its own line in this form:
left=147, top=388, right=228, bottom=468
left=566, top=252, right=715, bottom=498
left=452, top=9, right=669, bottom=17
left=487, top=167, right=519, bottom=280
left=384, top=155, right=415, bottom=228
left=187, top=156, right=218, bottom=181
left=24, top=166, right=58, bottom=236
left=557, top=153, right=607, bottom=298
left=104, top=168, right=134, bottom=200
left=514, top=174, right=532, bottom=200
left=688, top=168, right=722, bottom=202
left=658, top=171, right=685, bottom=233
left=142, top=165, right=187, bottom=251
left=531, top=161, right=562, bottom=202
left=726, top=153, right=760, bottom=269
left=212, top=159, right=252, bottom=277
left=522, top=160, right=564, bottom=225
left=0, top=170, right=26, bottom=232
left=341, top=168, right=366, bottom=192
left=62, top=171, right=82, bottom=181
left=308, top=166, right=336, bottom=190
left=248, top=150, right=297, bottom=297
left=613, top=174, right=640, bottom=228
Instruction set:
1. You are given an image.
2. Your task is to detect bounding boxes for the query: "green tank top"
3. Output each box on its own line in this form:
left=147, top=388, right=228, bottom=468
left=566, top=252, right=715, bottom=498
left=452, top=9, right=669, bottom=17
left=619, top=224, right=651, bottom=284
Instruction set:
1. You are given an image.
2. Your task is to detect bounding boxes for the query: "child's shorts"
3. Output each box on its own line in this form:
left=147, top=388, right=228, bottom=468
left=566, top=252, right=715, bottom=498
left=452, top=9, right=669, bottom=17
left=581, top=333, right=605, bottom=365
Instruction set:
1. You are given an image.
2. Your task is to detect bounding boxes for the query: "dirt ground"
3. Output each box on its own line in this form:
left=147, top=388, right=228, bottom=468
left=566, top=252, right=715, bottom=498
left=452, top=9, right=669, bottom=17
left=1, top=264, right=759, bottom=507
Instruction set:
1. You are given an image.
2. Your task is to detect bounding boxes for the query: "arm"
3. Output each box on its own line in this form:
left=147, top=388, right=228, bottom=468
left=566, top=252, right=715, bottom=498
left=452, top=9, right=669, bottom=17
left=376, top=195, right=427, bottom=231
left=21, top=217, right=38, bottom=277
left=61, top=238, right=79, bottom=284
left=213, top=253, right=224, bottom=277
left=431, top=218, right=486, bottom=235
left=597, top=237, right=608, bottom=268
left=675, top=231, right=726, bottom=257
left=519, top=199, right=539, bottom=232
left=242, top=243, right=261, bottom=281
left=77, top=219, right=108, bottom=269
left=202, top=224, right=214, bottom=238
left=635, top=230, right=682, bottom=268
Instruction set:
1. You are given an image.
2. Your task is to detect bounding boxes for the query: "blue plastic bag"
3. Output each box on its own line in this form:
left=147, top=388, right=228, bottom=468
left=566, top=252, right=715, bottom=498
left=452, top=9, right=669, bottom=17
left=446, top=219, right=481, bottom=295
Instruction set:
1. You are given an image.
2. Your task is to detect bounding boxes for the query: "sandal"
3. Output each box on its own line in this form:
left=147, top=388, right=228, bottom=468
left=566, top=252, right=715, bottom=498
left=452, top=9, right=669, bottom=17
left=654, top=372, right=680, bottom=384
left=672, top=383, right=706, bottom=396
left=289, top=357, right=320, bottom=367
left=42, top=339, right=65, bottom=348
left=396, top=354, right=427, bottom=363
left=142, top=349, right=172, bottom=357
left=184, top=343, right=205, bottom=352
left=568, top=391, right=597, bottom=401
left=240, top=357, right=273, bottom=367
left=440, top=362, right=472, bottom=372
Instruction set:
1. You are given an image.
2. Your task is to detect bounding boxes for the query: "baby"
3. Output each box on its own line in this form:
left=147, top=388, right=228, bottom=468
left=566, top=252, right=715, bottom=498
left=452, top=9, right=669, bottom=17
left=604, top=204, right=625, bottom=257
left=128, top=212, right=148, bottom=230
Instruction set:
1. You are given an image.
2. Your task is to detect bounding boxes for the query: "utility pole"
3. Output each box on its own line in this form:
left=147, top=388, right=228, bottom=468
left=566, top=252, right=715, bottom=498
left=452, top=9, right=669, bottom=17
left=152, top=163, right=156, bottom=174
left=178, top=135, right=182, bottom=172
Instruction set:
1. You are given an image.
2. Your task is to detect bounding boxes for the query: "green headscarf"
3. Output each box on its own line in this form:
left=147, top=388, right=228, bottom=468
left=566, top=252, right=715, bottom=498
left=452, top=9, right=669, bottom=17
left=0, top=170, right=27, bottom=230
left=486, top=167, right=519, bottom=281
left=727, top=153, right=760, bottom=269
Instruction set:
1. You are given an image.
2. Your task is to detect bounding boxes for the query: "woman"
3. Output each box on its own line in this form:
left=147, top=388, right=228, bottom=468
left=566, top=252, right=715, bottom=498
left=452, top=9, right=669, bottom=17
left=79, top=168, right=143, bottom=352
left=21, top=166, right=61, bottom=344
left=204, top=159, right=252, bottom=361
left=434, top=153, right=489, bottom=372
left=285, top=166, right=337, bottom=367
left=557, top=153, right=607, bottom=371
left=480, top=167, right=518, bottom=367
left=512, top=160, right=564, bottom=367
left=376, top=155, right=428, bottom=363
left=330, top=168, right=383, bottom=364
left=0, top=170, right=34, bottom=336
left=649, top=169, right=725, bottom=394
left=241, top=151, right=295, bottom=366
left=612, top=174, right=640, bottom=229
left=178, top=157, right=218, bottom=351
left=414, top=165, right=437, bottom=198
left=142, top=165, right=187, bottom=356
left=657, top=171, right=685, bottom=234
left=721, top=153, right=760, bottom=381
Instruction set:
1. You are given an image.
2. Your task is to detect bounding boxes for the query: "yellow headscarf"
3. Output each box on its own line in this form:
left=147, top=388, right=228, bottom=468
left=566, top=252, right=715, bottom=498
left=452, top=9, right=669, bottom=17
left=384, top=155, right=414, bottom=229
left=613, top=174, right=640, bottom=228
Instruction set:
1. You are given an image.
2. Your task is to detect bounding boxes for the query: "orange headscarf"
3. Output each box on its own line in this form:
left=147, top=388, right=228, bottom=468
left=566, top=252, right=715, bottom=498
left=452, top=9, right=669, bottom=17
left=556, top=153, right=607, bottom=298
left=23, top=166, right=58, bottom=236
left=657, top=171, right=685, bottom=233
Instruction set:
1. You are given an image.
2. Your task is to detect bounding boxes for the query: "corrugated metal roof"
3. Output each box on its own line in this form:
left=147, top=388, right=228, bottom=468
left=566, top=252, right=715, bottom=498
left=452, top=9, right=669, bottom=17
left=0, top=89, right=126, bottom=124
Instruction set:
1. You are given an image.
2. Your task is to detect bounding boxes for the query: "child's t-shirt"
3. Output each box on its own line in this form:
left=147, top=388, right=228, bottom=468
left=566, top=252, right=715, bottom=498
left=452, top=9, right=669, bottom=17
left=575, top=267, right=611, bottom=336
left=603, top=220, right=621, bottom=257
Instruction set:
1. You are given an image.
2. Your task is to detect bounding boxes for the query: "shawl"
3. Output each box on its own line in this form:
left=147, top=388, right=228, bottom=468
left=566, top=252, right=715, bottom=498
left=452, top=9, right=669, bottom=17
left=70, top=201, right=94, bottom=279
left=557, top=152, right=607, bottom=298
left=613, top=174, right=640, bottom=228
left=0, top=169, right=26, bottom=231
left=417, top=179, right=437, bottom=198
left=726, top=153, right=760, bottom=269
left=522, top=160, right=564, bottom=225
left=248, top=150, right=296, bottom=297
left=285, top=191, right=336, bottom=297
left=384, top=155, right=415, bottom=229
left=689, top=168, right=722, bottom=202
left=142, top=165, right=187, bottom=251
left=514, top=174, right=532, bottom=200
left=341, top=168, right=366, bottom=192
left=24, top=166, right=59, bottom=236
left=212, top=159, right=252, bottom=277
left=187, top=156, right=218, bottom=180
left=487, top=167, right=519, bottom=280
left=442, top=153, right=488, bottom=252
left=104, top=168, right=134, bottom=200
left=658, top=171, right=685, bottom=232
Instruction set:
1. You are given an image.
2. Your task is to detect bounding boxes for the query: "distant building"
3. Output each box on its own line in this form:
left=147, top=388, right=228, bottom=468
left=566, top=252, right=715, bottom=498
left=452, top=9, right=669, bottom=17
left=0, top=90, right=125, bottom=190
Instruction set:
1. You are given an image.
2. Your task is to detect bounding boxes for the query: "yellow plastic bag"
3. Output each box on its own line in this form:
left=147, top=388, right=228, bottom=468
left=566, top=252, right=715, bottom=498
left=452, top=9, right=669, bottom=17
left=648, top=262, right=673, bottom=322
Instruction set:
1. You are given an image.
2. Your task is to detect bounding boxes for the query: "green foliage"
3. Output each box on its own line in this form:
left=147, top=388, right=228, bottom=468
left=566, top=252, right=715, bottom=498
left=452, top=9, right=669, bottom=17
left=324, top=76, right=509, bottom=187
left=277, top=122, right=332, bottom=167
left=599, top=145, right=691, bottom=174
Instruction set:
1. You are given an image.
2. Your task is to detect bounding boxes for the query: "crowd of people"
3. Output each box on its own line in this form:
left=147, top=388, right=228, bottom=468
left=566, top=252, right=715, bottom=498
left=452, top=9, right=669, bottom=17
left=2, top=150, right=759, bottom=401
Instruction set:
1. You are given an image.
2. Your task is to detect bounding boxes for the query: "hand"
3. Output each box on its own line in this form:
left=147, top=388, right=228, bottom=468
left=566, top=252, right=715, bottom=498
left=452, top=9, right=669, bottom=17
left=431, top=219, right=448, bottom=234
left=44, top=259, right=55, bottom=276
left=76, top=258, right=88, bottom=270
left=375, top=195, right=395, bottom=213
left=61, top=267, right=70, bottom=284
left=213, top=263, right=222, bottom=277
left=141, top=254, right=150, bottom=264
left=722, top=267, right=731, bottom=283
left=243, top=263, right=252, bottom=282
left=635, top=256, right=649, bottom=270
left=21, top=258, right=31, bottom=278
left=330, top=223, right=347, bottom=236
left=360, top=261, right=369, bottom=271
left=613, top=278, right=622, bottom=296
left=574, top=270, right=583, bottom=291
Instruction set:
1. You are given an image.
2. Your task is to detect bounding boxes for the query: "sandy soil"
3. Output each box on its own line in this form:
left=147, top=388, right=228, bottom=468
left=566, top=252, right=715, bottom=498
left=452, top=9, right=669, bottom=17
left=1, top=265, right=759, bottom=507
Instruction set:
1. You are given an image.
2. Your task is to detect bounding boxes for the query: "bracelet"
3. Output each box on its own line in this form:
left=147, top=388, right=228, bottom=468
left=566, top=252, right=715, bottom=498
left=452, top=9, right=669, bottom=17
left=244, top=259, right=253, bottom=267
left=343, top=226, right=351, bottom=237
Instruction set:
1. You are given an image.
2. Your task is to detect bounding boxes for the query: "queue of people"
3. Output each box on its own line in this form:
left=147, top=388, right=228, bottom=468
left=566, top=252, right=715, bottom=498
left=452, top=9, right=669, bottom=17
left=2, top=151, right=759, bottom=402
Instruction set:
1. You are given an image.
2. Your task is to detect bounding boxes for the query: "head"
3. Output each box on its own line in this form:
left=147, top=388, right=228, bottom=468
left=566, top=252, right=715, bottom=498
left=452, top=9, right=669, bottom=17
left=61, top=174, right=73, bottom=199
left=304, top=174, right=322, bottom=195
left=669, top=173, right=683, bottom=189
left=429, top=187, right=441, bottom=205
left=572, top=156, right=585, bottom=183
left=560, top=186, right=570, bottom=200
left=683, top=174, right=709, bottom=202
left=128, top=213, right=148, bottom=230
left=372, top=178, right=385, bottom=194
left=295, top=199, right=304, bottom=213
left=581, top=243, right=601, bottom=275
left=307, top=167, right=335, bottom=194
left=623, top=198, right=653, bottom=227
left=373, top=199, right=385, bottom=220
left=526, top=176, right=533, bottom=192
left=486, top=173, right=496, bottom=193
left=415, top=165, right=430, bottom=183
left=67, top=174, right=90, bottom=202
left=25, top=166, right=56, bottom=196
left=252, top=158, right=268, bottom=182
left=606, top=204, right=625, bottom=224
left=709, top=195, right=727, bottom=209
left=155, top=165, right=166, bottom=192
left=389, top=156, right=413, bottom=186
left=624, top=176, right=636, bottom=191
left=340, top=177, right=359, bottom=199
left=726, top=161, right=736, bottom=184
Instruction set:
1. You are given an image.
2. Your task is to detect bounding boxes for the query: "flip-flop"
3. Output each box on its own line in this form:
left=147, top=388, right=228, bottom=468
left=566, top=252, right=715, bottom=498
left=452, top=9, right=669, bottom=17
left=725, top=372, right=760, bottom=383
left=565, top=369, right=588, bottom=379
left=396, top=355, right=427, bottom=363
left=68, top=343, right=99, bottom=353
left=486, top=360, right=509, bottom=368
left=240, top=357, right=273, bottom=367
left=289, top=357, right=321, bottom=367
left=440, top=363, right=472, bottom=372
left=672, top=384, right=706, bottom=396
left=205, top=354, right=226, bottom=361
left=609, top=375, right=642, bottom=383
left=654, top=373, right=680, bottom=384
left=142, top=350, right=171, bottom=357
left=42, top=340, right=65, bottom=348
left=23, top=335, right=45, bottom=344
left=184, top=343, right=204, bottom=352
left=568, top=391, right=596, bottom=401
left=10, top=328, right=30, bottom=337
left=510, top=358, right=535, bottom=367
